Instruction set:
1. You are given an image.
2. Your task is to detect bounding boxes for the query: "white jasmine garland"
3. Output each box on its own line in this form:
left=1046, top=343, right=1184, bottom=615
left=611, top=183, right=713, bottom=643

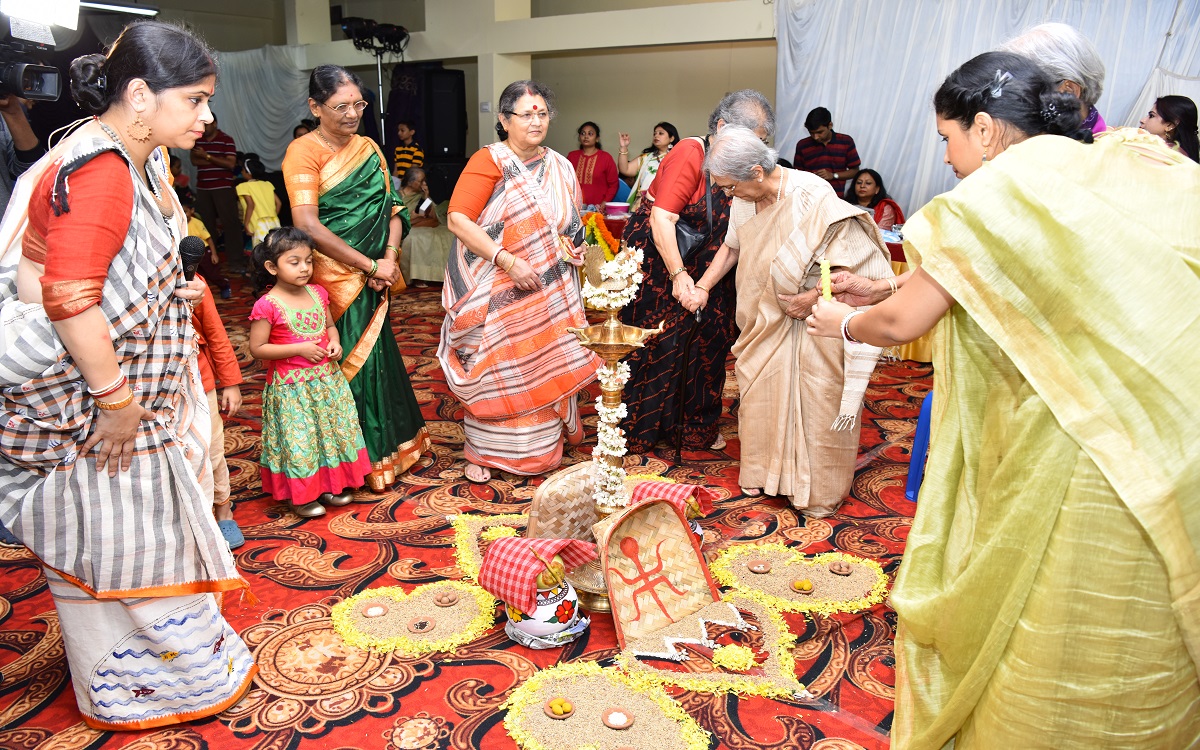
left=593, top=362, right=632, bottom=508
left=581, top=247, right=644, bottom=310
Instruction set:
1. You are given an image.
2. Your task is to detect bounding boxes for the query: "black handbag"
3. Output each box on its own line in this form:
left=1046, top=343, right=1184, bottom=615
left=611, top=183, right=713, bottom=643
left=674, top=140, right=713, bottom=262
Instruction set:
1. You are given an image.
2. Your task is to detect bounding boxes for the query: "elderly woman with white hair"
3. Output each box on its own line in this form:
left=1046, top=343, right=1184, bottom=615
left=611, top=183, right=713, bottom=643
left=690, top=126, right=893, bottom=516
left=1000, top=22, right=1108, bottom=133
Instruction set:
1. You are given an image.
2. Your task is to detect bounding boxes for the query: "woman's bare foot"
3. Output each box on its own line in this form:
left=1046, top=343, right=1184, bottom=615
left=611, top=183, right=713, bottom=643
left=464, top=462, right=492, bottom=483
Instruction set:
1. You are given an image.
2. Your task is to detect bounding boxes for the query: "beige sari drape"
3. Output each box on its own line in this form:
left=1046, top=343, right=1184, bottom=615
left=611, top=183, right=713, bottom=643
left=730, top=172, right=893, bottom=515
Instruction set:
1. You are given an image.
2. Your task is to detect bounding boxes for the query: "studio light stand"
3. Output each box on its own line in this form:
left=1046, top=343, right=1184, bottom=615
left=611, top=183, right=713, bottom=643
left=340, top=17, right=409, bottom=150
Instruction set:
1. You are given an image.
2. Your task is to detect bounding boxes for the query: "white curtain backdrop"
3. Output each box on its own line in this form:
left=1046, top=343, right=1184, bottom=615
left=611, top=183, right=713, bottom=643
left=172, top=45, right=311, bottom=178
left=775, top=0, right=1200, bottom=214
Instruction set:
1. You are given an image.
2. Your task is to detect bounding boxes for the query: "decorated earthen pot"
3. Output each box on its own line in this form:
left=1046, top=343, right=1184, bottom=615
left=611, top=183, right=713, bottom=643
left=505, top=581, right=581, bottom=638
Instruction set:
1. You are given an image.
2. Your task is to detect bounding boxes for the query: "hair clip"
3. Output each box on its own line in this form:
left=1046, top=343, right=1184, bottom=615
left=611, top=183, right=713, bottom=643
left=1041, top=101, right=1060, bottom=122
left=988, top=70, right=1013, bottom=99
left=95, top=74, right=107, bottom=92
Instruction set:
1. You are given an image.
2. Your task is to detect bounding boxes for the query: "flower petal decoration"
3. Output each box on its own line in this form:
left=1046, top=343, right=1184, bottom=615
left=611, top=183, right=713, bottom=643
left=502, top=661, right=711, bottom=750
left=449, top=512, right=528, bottom=582
left=331, top=580, right=497, bottom=658
left=710, top=543, right=889, bottom=617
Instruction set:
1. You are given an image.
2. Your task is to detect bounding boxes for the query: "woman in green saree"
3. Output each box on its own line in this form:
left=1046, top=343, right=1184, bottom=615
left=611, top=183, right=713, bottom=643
left=284, top=65, right=430, bottom=492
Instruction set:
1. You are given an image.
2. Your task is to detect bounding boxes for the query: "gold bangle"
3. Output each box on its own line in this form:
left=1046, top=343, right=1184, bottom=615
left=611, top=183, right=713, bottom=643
left=668, top=266, right=686, bottom=280
left=504, top=253, right=517, bottom=273
left=695, top=283, right=709, bottom=292
left=95, top=390, right=134, bottom=411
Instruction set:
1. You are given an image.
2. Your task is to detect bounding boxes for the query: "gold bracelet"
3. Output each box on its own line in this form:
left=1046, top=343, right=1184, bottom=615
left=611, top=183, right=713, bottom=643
left=95, top=389, right=134, bottom=411
left=668, top=266, right=686, bottom=280
left=504, top=253, right=517, bottom=273
left=385, top=244, right=399, bottom=256
left=695, top=283, right=709, bottom=292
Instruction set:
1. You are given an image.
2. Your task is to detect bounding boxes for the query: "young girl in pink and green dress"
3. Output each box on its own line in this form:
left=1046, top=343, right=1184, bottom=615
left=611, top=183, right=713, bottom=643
left=248, top=227, right=371, bottom=517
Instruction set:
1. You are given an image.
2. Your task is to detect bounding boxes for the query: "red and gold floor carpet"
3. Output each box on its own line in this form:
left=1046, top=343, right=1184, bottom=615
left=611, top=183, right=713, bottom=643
left=0, top=283, right=931, bottom=750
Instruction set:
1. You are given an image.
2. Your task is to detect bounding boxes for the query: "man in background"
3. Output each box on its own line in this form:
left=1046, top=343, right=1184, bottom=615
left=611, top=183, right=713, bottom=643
left=793, top=106, right=860, bottom=198
left=0, top=94, right=44, bottom=216
left=190, top=115, right=237, bottom=296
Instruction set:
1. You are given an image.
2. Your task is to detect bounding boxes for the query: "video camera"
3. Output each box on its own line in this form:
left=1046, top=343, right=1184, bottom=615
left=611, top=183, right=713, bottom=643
left=0, top=6, right=68, bottom=102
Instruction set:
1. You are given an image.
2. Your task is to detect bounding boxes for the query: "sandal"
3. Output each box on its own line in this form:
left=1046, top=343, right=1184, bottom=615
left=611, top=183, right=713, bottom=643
left=464, top=462, right=492, bottom=484
left=740, top=487, right=762, bottom=497
left=710, top=434, right=727, bottom=451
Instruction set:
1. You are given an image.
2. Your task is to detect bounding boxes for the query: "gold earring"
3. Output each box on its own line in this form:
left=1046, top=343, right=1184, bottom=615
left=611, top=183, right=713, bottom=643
left=127, top=115, right=151, bottom=143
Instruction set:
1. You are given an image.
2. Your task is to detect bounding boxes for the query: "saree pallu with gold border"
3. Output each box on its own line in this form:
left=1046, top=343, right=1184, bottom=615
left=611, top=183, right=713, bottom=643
left=439, top=144, right=601, bottom=475
left=0, top=129, right=255, bottom=731
left=892, top=130, right=1200, bottom=749
left=285, top=134, right=430, bottom=491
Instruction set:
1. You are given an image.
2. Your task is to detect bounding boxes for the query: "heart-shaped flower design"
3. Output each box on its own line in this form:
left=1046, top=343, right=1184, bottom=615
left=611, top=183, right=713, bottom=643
left=710, top=544, right=889, bottom=616
left=331, top=580, right=495, bottom=657
left=502, top=661, right=711, bottom=750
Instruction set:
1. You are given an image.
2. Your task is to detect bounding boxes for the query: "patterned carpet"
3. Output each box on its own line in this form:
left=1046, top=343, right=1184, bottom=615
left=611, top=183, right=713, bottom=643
left=0, top=280, right=931, bottom=750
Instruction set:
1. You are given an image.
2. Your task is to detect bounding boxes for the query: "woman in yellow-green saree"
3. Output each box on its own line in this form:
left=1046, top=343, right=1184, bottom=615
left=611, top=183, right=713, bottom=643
left=284, top=65, right=430, bottom=492
left=809, top=51, right=1200, bottom=749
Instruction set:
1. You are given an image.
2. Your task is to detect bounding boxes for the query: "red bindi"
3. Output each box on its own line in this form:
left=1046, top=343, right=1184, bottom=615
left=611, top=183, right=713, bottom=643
left=532, top=104, right=538, bottom=110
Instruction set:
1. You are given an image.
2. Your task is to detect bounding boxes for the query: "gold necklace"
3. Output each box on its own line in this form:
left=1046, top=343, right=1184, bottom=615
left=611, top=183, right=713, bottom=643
left=315, top=127, right=338, bottom=152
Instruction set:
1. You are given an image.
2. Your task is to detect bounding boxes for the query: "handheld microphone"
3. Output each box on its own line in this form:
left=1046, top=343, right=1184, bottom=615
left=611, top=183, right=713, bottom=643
left=178, top=235, right=207, bottom=282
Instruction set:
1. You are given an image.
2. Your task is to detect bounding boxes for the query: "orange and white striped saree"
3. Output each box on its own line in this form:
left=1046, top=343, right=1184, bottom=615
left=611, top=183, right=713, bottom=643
left=439, top=144, right=601, bottom=475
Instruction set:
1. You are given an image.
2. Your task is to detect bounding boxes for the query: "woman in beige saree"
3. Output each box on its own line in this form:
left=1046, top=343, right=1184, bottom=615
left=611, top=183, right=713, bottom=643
left=691, top=127, right=893, bottom=516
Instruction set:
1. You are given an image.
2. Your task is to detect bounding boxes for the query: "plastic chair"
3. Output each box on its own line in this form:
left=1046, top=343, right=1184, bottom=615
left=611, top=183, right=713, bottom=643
left=905, top=389, right=933, bottom=501
left=613, top=177, right=632, bottom=203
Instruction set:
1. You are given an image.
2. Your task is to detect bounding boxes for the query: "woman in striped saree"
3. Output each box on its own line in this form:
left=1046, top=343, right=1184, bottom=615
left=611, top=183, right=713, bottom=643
left=441, top=80, right=601, bottom=483
left=0, top=21, right=255, bottom=730
left=285, top=65, right=430, bottom=492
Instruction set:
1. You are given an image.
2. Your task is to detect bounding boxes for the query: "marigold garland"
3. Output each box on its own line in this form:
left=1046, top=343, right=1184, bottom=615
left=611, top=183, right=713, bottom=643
left=582, top=211, right=618, bottom=260
left=501, top=661, right=712, bottom=750
left=450, top=513, right=528, bottom=582
left=331, top=581, right=496, bottom=657
left=710, top=543, right=890, bottom=617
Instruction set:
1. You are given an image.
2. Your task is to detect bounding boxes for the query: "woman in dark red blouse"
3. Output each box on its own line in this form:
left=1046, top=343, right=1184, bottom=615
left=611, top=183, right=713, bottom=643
left=567, top=120, right=618, bottom=210
left=618, top=90, right=775, bottom=455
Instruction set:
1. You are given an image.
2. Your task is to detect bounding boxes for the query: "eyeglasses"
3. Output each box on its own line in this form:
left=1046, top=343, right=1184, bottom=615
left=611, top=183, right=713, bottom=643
left=716, top=180, right=739, bottom=195
left=504, top=110, right=552, bottom=124
left=322, top=100, right=369, bottom=115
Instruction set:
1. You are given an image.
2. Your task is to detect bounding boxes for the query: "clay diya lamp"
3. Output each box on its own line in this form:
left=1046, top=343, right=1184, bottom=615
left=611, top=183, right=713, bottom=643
left=407, top=617, right=436, bottom=634
left=791, top=579, right=814, bottom=595
left=746, top=559, right=772, bottom=575
left=543, top=696, right=574, bottom=719
left=361, top=603, right=389, bottom=619
left=828, top=560, right=853, bottom=576
left=602, top=707, right=634, bottom=730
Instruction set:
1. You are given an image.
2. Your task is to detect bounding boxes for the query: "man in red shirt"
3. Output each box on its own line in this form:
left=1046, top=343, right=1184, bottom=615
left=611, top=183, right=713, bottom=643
left=190, top=115, right=239, bottom=294
left=792, top=106, right=861, bottom=198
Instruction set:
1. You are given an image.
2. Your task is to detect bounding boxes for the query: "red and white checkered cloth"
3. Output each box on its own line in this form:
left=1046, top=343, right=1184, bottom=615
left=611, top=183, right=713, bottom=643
left=629, top=480, right=716, bottom=518
left=479, top=537, right=598, bottom=614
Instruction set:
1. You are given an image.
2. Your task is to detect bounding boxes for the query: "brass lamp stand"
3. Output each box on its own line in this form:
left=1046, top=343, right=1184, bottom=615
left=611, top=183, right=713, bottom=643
left=549, top=246, right=660, bottom=612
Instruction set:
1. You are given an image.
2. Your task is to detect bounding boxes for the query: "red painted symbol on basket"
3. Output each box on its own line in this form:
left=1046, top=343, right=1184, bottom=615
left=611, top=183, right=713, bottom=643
left=132, top=687, right=155, bottom=698
left=213, top=634, right=225, bottom=654
left=612, top=536, right=688, bottom=624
